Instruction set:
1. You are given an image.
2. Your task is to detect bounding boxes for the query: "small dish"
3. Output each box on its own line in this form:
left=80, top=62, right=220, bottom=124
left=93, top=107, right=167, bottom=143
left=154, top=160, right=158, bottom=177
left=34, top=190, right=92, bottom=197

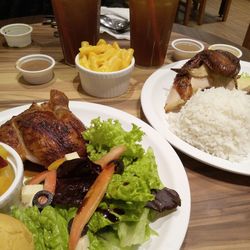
left=0, top=142, right=24, bottom=212
left=171, top=38, right=204, bottom=61
left=0, top=23, right=33, bottom=48
left=75, top=54, right=135, bottom=98
left=16, top=54, right=55, bottom=84
left=208, top=44, right=242, bottom=58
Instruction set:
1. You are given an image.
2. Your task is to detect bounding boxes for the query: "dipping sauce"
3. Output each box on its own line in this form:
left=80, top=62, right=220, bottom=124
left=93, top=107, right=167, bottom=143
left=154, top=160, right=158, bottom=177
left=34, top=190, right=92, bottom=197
left=175, top=42, right=201, bottom=52
left=208, top=44, right=242, bottom=58
left=0, top=145, right=15, bottom=196
left=171, top=38, right=204, bottom=61
left=20, top=60, right=51, bottom=71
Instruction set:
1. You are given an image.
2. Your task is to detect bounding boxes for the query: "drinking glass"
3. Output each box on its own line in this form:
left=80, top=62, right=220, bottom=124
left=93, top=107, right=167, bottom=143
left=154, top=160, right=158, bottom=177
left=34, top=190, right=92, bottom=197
left=51, top=0, right=101, bottom=65
left=129, top=0, right=179, bottom=67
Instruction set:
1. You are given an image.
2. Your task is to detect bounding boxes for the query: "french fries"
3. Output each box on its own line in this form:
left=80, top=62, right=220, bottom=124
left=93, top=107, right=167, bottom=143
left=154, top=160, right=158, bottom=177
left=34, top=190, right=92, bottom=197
left=78, top=39, right=134, bottom=72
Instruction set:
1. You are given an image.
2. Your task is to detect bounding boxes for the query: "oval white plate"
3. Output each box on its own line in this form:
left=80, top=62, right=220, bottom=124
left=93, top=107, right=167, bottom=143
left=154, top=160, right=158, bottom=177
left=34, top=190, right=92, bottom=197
left=0, top=101, right=190, bottom=250
left=141, top=60, right=250, bottom=176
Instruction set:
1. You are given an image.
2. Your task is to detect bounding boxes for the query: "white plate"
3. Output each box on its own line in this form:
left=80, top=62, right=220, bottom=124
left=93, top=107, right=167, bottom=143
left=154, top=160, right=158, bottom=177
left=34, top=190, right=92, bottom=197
left=0, top=101, right=190, bottom=250
left=141, top=60, right=250, bottom=176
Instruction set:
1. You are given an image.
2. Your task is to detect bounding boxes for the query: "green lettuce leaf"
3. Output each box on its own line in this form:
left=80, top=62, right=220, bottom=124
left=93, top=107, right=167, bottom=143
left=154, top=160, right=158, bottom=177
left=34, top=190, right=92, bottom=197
left=121, top=148, right=163, bottom=190
left=11, top=206, right=69, bottom=250
left=88, top=208, right=154, bottom=250
left=106, top=173, right=153, bottom=202
left=88, top=201, right=146, bottom=233
left=83, top=118, right=163, bottom=249
left=11, top=206, right=46, bottom=250
left=88, top=230, right=136, bottom=250
left=106, top=149, right=162, bottom=202
left=83, top=118, right=145, bottom=166
left=117, top=208, right=153, bottom=248
left=88, top=211, right=115, bottom=233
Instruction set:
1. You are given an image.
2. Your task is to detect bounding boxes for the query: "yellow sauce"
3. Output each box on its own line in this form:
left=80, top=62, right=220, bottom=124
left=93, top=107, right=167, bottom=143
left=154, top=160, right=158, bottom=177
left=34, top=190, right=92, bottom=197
left=0, top=146, right=15, bottom=196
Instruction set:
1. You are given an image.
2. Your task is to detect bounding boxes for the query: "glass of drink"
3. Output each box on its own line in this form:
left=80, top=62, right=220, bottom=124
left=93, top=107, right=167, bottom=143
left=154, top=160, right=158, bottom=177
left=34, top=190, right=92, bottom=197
left=129, top=0, right=179, bottom=67
left=51, top=0, right=101, bottom=65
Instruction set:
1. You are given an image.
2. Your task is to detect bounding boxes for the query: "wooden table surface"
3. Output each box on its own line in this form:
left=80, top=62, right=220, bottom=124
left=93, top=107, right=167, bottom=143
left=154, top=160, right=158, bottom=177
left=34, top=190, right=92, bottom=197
left=0, top=16, right=250, bottom=250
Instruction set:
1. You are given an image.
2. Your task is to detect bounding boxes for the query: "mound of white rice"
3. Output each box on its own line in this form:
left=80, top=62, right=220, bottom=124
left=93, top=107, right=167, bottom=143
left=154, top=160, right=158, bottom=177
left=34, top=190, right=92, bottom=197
left=168, top=87, right=250, bottom=162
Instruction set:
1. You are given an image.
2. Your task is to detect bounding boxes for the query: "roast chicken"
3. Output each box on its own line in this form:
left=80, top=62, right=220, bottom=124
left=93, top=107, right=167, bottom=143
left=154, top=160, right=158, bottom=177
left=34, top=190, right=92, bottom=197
left=165, top=49, right=241, bottom=112
left=0, top=90, right=86, bottom=167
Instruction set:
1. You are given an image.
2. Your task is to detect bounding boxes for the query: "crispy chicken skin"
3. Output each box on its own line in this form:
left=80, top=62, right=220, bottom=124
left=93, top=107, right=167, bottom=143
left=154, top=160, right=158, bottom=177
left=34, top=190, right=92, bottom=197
left=165, top=49, right=241, bottom=112
left=0, top=90, right=86, bottom=167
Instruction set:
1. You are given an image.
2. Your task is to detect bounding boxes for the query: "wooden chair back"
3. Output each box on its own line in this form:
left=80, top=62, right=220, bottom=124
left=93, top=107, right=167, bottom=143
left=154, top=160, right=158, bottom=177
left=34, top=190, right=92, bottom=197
left=243, top=23, right=250, bottom=50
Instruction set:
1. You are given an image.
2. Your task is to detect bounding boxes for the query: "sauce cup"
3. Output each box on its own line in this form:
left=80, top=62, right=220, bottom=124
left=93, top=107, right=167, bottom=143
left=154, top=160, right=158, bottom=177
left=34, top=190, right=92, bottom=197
left=0, top=23, right=33, bottom=48
left=171, top=38, right=205, bottom=61
left=16, top=54, right=56, bottom=84
left=208, top=44, right=242, bottom=58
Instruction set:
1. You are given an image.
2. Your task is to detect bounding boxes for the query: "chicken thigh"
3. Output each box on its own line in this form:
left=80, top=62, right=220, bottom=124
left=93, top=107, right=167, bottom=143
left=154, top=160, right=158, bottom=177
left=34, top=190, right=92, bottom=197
left=0, top=90, right=86, bottom=168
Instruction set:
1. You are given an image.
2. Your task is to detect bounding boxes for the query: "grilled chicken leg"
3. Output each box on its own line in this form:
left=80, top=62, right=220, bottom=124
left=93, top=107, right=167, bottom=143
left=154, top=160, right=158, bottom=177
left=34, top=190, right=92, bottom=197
left=0, top=90, right=86, bottom=168
left=165, top=49, right=240, bottom=112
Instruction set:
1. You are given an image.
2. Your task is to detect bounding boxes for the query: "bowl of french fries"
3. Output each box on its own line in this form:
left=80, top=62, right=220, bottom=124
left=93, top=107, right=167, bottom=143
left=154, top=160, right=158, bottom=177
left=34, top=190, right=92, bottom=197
left=75, top=39, right=134, bottom=98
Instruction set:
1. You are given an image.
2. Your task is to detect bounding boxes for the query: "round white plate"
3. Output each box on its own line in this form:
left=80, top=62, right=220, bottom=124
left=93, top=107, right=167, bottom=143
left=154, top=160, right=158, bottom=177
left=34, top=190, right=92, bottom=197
left=141, top=60, right=250, bottom=176
left=0, top=101, right=190, bottom=250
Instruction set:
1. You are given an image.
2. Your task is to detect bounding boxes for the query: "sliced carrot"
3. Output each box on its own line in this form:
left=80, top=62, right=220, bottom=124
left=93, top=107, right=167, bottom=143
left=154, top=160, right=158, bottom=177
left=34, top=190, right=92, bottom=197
left=27, top=170, right=49, bottom=185
left=28, top=170, right=56, bottom=193
left=95, top=145, right=126, bottom=169
left=69, top=145, right=126, bottom=250
left=43, top=169, right=57, bottom=194
left=69, top=163, right=115, bottom=250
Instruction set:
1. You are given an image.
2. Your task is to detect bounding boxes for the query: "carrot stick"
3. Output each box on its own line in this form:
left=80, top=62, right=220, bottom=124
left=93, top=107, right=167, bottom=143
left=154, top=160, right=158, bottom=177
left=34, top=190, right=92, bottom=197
left=95, top=145, right=126, bottom=169
left=27, top=169, right=57, bottom=204
left=69, top=163, right=115, bottom=250
left=27, top=170, right=49, bottom=185
left=43, top=169, right=57, bottom=194
left=69, top=145, right=126, bottom=250
left=28, top=169, right=57, bottom=193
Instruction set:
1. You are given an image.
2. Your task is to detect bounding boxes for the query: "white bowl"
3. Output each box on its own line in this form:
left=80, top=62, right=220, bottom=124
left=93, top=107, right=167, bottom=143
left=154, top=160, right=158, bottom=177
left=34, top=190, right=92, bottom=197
left=208, top=44, right=242, bottom=58
left=16, top=54, right=55, bottom=84
left=0, top=23, right=33, bottom=48
left=171, top=38, right=205, bottom=61
left=75, top=54, right=135, bottom=98
left=0, top=142, right=24, bottom=212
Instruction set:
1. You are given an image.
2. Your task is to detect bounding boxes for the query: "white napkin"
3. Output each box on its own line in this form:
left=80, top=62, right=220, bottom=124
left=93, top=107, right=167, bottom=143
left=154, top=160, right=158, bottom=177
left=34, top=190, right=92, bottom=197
left=100, top=7, right=130, bottom=40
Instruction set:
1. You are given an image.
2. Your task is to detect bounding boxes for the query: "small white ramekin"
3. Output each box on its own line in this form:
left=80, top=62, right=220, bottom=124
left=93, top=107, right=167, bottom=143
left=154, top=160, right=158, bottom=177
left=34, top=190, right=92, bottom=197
left=75, top=54, right=135, bottom=98
left=0, top=23, right=33, bottom=48
left=16, top=54, right=55, bottom=84
left=0, top=142, right=24, bottom=212
left=171, top=38, right=205, bottom=61
left=208, top=44, right=242, bottom=58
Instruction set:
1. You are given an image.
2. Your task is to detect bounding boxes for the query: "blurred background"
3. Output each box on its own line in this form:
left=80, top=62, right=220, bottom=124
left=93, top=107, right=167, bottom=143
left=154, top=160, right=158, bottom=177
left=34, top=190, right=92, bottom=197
left=0, top=0, right=249, bottom=47
left=0, top=0, right=128, bottom=19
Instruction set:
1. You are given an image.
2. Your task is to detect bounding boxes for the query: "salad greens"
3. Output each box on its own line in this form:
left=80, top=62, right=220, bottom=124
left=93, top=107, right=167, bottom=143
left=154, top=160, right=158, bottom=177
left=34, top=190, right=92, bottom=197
left=11, top=117, right=180, bottom=250
left=83, top=118, right=163, bottom=249
left=83, top=118, right=145, bottom=166
left=11, top=205, right=73, bottom=250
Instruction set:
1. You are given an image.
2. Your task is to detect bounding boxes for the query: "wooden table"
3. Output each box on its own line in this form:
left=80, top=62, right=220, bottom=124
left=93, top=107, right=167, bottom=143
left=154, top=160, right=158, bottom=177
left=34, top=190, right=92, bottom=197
left=0, top=17, right=250, bottom=250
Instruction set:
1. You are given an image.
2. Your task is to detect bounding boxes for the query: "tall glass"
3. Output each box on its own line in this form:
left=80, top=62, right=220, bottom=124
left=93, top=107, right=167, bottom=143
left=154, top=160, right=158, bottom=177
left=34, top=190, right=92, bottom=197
left=129, top=0, right=179, bottom=67
left=51, top=0, right=101, bottom=65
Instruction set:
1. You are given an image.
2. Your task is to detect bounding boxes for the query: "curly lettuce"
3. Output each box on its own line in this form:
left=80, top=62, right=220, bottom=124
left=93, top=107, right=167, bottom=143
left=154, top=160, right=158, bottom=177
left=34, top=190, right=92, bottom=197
left=83, top=118, right=163, bottom=249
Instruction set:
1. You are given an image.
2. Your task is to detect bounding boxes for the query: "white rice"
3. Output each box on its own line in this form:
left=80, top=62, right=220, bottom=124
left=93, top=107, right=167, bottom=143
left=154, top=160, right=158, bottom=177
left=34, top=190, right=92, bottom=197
left=168, top=87, right=250, bottom=162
